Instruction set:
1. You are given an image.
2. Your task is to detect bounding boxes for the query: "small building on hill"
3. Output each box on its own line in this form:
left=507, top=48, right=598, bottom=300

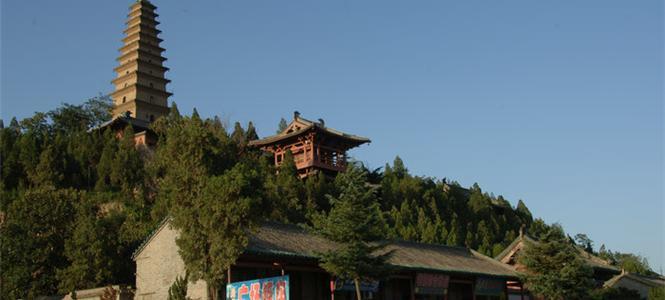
left=133, top=220, right=522, bottom=300
left=603, top=271, right=665, bottom=299
left=248, top=112, right=370, bottom=178
left=495, top=233, right=621, bottom=299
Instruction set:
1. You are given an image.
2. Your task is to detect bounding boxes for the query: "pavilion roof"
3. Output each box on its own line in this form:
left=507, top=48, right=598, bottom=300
left=604, top=272, right=665, bottom=289
left=90, top=115, right=152, bottom=132
left=494, top=234, right=620, bottom=274
left=248, top=113, right=370, bottom=148
left=133, top=220, right=518, bottom=279
left=246, top=223, right=518, bottom=278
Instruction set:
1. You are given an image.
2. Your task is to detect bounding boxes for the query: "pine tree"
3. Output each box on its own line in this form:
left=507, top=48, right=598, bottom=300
left=168, top=274, right=190, bottom=300
left=311, top=164, right=391, bottom=300
left=266, top=151, right=306, bottom=223
left=245, top=121, right=259, bottom=141
left=277, top=118, right=288, bottom=133
left=172, top=162, right=264, bottom=300
left=110, top=126, right=144, bottom=193
left=95, top=131, right=118, bottom=192
left=28, top=144, right=65, bottom=187
left=230, top=122, right=245, bottom=146
left=518, top=225, right=594, bottom=299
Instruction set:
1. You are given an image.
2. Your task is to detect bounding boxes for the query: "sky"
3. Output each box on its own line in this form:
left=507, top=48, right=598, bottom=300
left=1, top=0, right=663, bottom=272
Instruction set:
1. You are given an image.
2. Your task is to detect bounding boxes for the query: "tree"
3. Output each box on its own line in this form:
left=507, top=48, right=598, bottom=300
left=245, top=121, right=259, bottom=141
left=0, top=187, right=77, bottom=299
left=172, top=162, right=265, bottom=300
left=57, top=193, right=131, bottom=293
left=230, top=122, right=245, bottom=146
left=574, top=233, right=594, bottom=253
left=518, top=224, right=595, bottom=300
left=277, top=118, right=288, bottom=133
left=614, top=253, right=653, bottom=275
left=168, top=274, right=191, bottom=300
left=311, top=164, right=391, bottom=300
left=266, top=151, right=307, bottom=223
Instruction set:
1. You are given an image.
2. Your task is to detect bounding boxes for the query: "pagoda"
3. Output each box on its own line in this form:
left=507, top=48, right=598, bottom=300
left=101, top=0, right=171, bottom=146
left=249, top=112, right=370, bottom=178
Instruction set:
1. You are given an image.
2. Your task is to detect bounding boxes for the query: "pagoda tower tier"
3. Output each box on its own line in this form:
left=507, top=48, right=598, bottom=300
left=111, top=0, right=171, bottom=123
left=249, top=112, right=371, bottom=178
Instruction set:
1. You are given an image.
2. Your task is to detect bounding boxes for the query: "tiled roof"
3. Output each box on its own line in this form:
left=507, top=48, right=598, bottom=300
left=134, top=220, right=518, bottom=278
left=604, top=272, right=665, bottom=289
left=248, top=115, right=370, bottom=147
left=495, top=234, right=620, bottom=273
left=244, top=223, right=517, bottom=278
left=90, top=115, right=152, bottom=132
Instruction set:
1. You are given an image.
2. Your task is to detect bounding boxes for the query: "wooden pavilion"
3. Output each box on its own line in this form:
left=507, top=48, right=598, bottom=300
left=248, top=112, right=370, bottom=178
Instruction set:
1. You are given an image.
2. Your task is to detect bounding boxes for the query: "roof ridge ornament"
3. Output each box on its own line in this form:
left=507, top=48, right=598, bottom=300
left=293, top=111, right=301, bottom=120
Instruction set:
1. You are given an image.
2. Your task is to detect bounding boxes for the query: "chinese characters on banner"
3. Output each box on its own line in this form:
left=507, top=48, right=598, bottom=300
left=226, top=275, right=289, bottom=300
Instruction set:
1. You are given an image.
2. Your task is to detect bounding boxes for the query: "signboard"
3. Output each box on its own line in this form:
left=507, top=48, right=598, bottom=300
left=475, top=277, right=505, bottom=296
left=332, top=279, right=379, bottom=292
left=415, top=273, right=449, bottom=295
left=226, top=275, right=289, bottom=300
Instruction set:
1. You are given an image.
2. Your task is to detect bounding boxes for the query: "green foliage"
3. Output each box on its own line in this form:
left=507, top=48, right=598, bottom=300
left=172, top=162, right=265, bottom=295
left=277, top=117, right=288, bottom=133
left=266, top=151, right=308, bottom=222
left=574, top=233, right=594, bottom=253
left=312, top=164, right=391, bottom=299
left=0, top=187, right=77, bottom=299
left=518, top=225, right=595, bottom=300
left=3, top=100, right=651, bottom=299
left=168, top=274, right=191, bottom=300
left=57, top=193, right=133, bottom=293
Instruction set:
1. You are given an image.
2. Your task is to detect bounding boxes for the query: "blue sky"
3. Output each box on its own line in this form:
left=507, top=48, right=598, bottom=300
left=2, top=0, right=663, bottom=271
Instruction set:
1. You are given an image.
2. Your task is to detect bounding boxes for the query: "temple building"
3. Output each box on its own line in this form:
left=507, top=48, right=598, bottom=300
left=98, top=0, right=171, bottom=146
left=249, top=112, right=370, bottom=177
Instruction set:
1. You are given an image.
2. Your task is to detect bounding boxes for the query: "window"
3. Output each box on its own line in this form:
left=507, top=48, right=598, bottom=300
left=149, top=82, right=153, bottom=88
left=122, top=96, right=126, bottom=103
left=149, top=115, right=155, bottom=122
left=149, top=96, right=154, bottom=103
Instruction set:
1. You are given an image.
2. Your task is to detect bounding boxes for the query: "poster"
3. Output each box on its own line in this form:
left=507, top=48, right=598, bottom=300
left=226, top=275, right=289, bottom=300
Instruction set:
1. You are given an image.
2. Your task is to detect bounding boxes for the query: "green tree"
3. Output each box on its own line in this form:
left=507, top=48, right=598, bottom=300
left=230, top=122, right=245, bottom=146
left=57, top=193, right=130, bottom=292
left=614, top=253, right=653, bottom=275
left=0, top=187, right=77, bottom=299
left=168, top=274, right=191, bottom=300
left=311, top=165, right=391, bottom=300
left=245, top=121, right=259, bottom=141
left=574, top=233, right=594, bottom=253
left=518, top=225, right=595, bottom=300
left=266, top=151, right=307, bottom=223
left=110, top=126, right=144, bottom=193
left=172, top=162, right=265, bottom=300
left=277, top=117, right=288, bottom=133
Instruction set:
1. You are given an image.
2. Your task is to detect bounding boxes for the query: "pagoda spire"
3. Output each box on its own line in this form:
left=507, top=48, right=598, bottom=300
left=111, top=0, right=171, bottom=123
